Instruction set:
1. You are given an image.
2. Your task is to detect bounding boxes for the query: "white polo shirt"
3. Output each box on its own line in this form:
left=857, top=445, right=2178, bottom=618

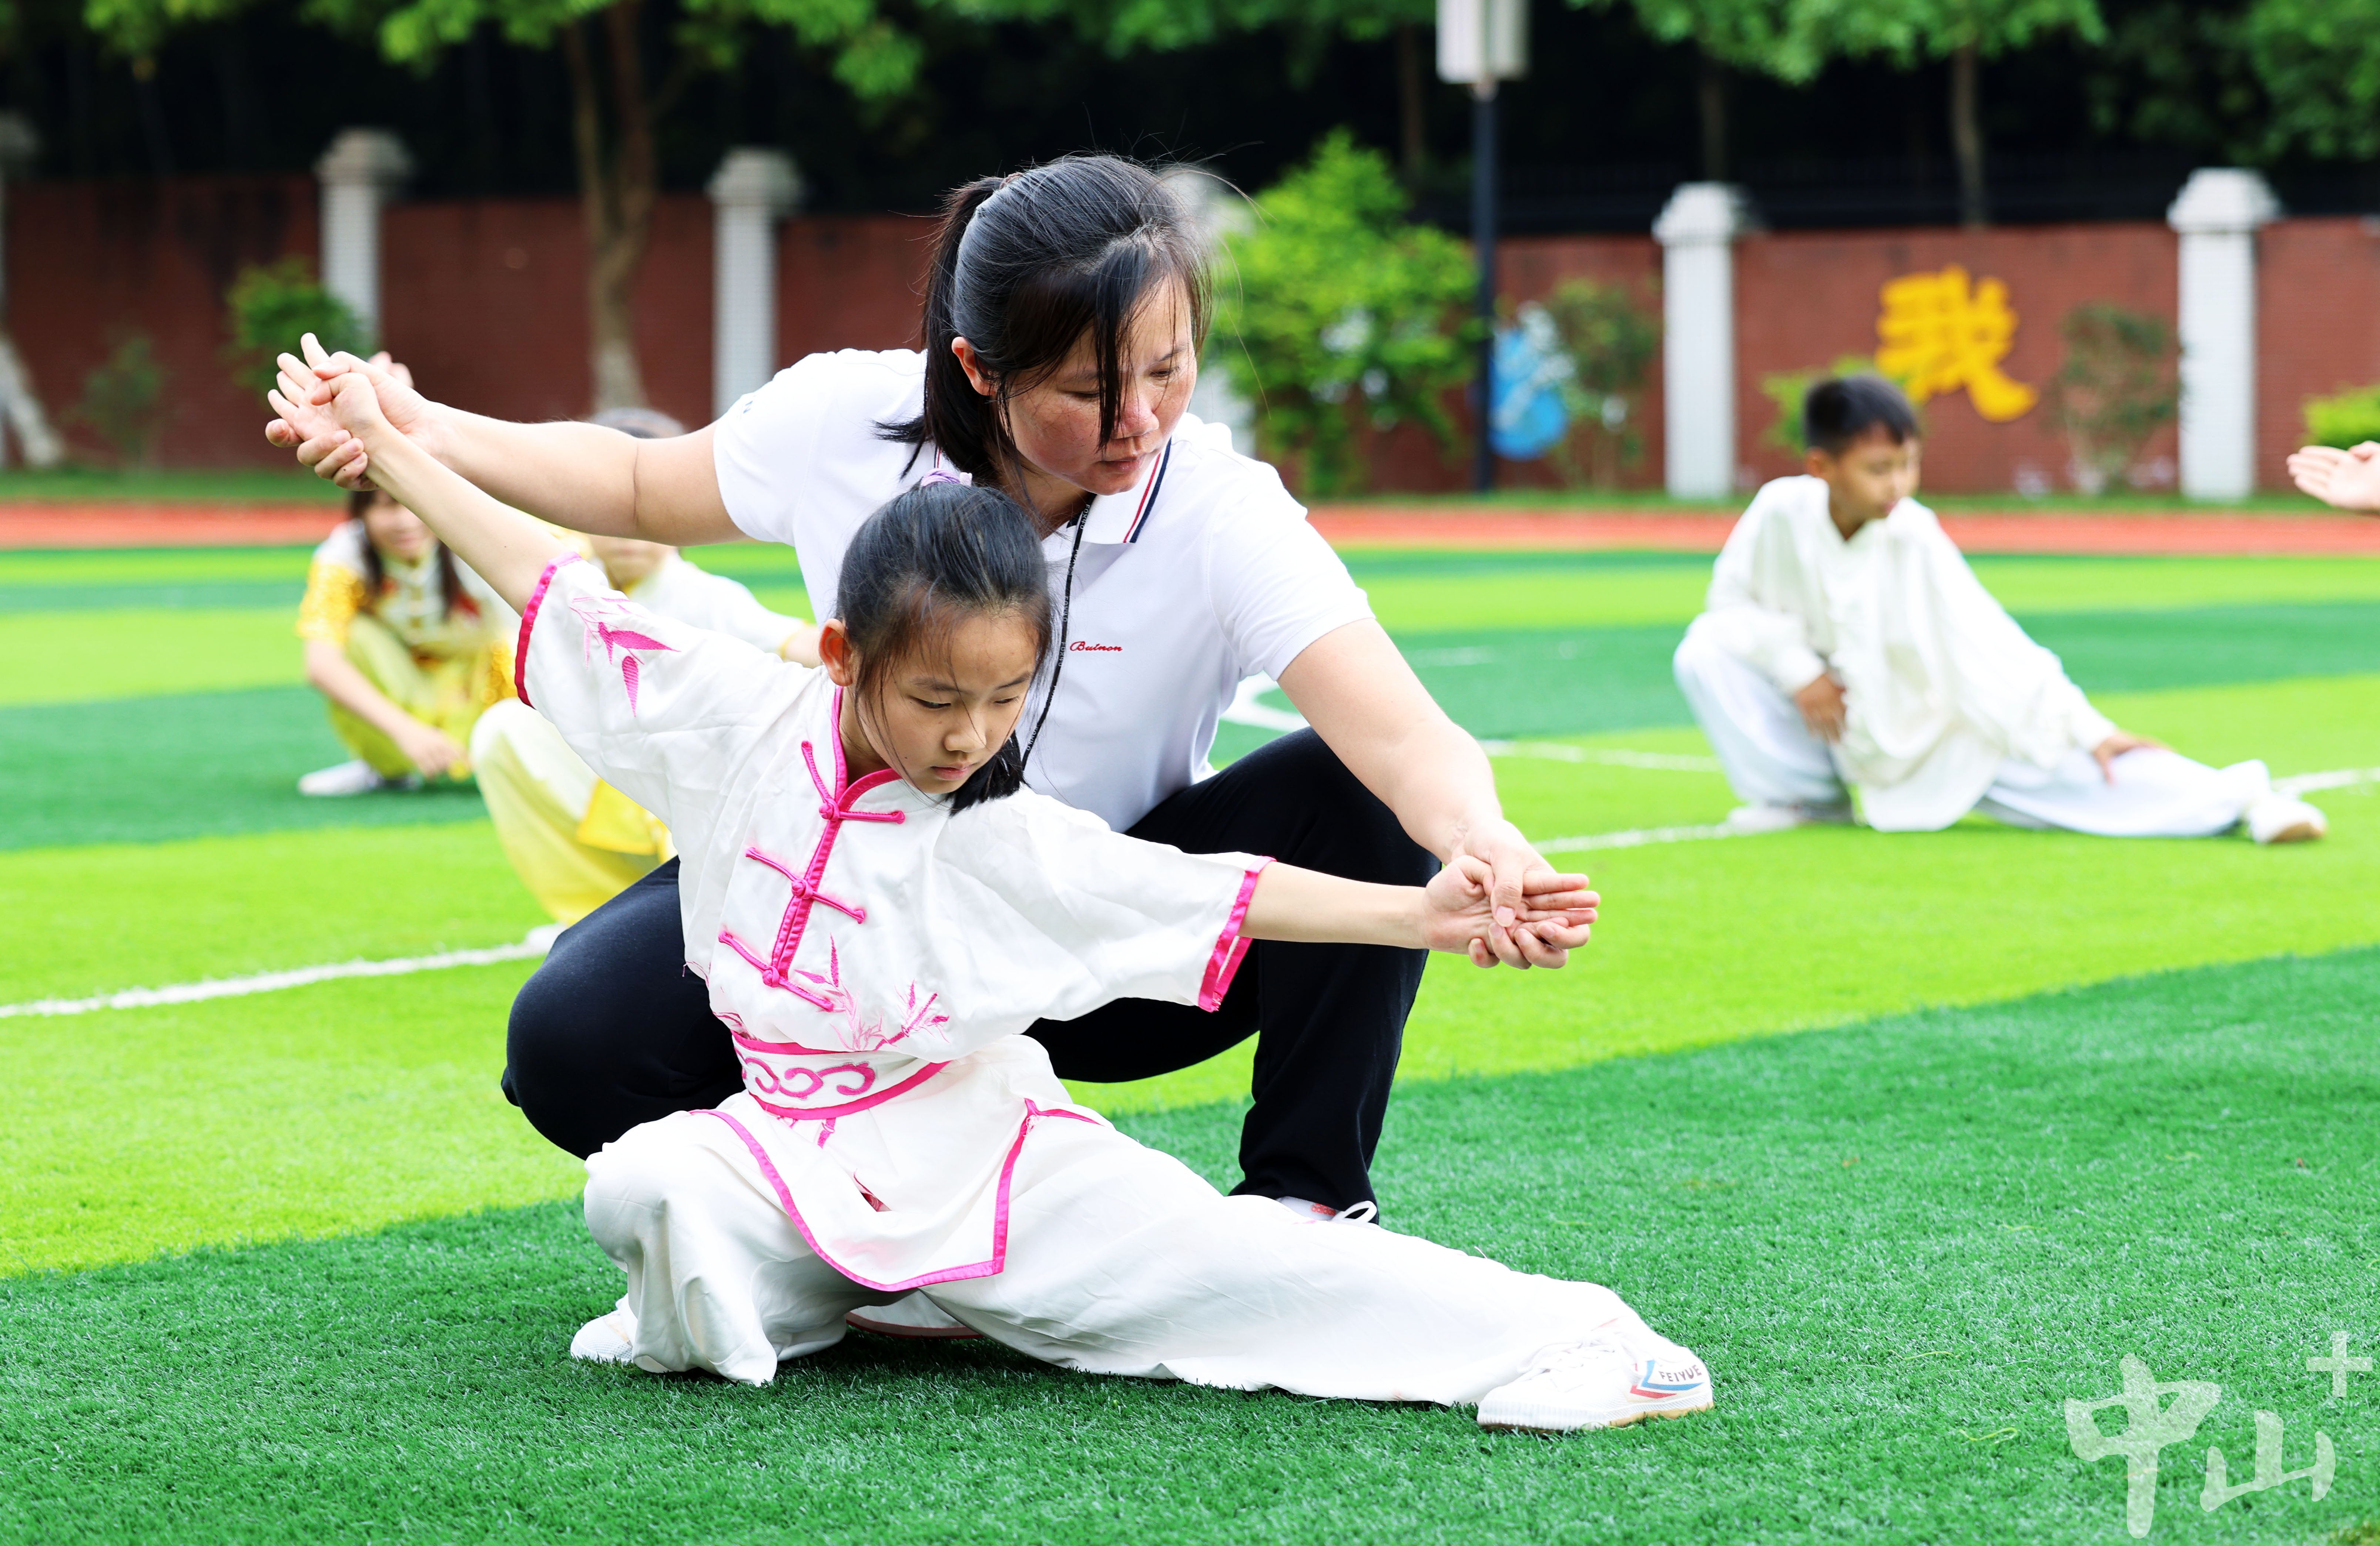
left=713, top=348, right=1374, bottom=833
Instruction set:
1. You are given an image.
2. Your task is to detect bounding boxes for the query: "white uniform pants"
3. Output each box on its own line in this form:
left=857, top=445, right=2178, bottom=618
left=584, top=1108, right=1649, bottom=1401
left=1672, top=631, right=2265, bottom=837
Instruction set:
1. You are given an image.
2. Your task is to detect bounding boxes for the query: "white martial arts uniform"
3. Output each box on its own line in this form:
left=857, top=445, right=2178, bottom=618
left=517, top=556, right=1660, bottom=1395
left=472, top=554, right=811, bottom=922
left=1674, top=476, right=2275, bottom=836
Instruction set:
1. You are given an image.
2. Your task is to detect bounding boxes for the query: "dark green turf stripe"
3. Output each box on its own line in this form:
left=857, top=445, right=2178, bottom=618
left=3, top=947, right=2372, bottom=1544
left=0, top=685, right=485, bottom=851
left=1387, top=599, right=2380, bottom=740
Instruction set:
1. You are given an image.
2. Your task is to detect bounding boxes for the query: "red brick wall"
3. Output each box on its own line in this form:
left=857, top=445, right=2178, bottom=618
left=10, top=172, right=2377, bottom=492
left=1732, top=222, right=2180, bottom=495
left=2258, top=217, right=2380, bottom=480
left=9, top=175, right=318, bottom=466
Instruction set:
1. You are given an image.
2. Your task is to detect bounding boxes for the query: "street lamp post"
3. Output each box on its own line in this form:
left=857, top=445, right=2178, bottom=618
left=1438, top=0, right=1527, bottom=495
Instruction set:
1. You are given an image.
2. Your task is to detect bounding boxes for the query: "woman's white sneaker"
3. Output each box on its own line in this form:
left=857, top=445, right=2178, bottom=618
left=1477, top=1334, right=1714, bottom=1433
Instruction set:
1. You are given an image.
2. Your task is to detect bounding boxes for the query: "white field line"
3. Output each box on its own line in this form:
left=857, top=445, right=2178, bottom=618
left=2276, top=766, right=2380, bottom=796
left=1481, top=739, right=1724, bottom=772
left=5, top=771, right=2373, bottom=1024
left=0, top=941, right=546, bottom=1021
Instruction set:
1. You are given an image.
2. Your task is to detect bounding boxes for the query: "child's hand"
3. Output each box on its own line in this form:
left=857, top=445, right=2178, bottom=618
left=1793, top=671, right=1848, bottom=742
left=266, top=335, right=438, bottom=490
left=393, top=719, right=467, bottom=780
left=1419, top=855, right=1598, bottom=969
left=2091, top=729, right=2163, bottom=783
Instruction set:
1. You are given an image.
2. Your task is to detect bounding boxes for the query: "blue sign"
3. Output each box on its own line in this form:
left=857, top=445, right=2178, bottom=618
left=1490, top=308, right=1572, bottom=460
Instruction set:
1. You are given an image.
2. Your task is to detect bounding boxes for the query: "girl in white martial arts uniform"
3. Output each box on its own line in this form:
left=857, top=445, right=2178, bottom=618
left=1674, top=376, right=2329, bottom=843
left=290, top=363, right=1716, bottom=1434
left=470, top=408, right=823, bottom=928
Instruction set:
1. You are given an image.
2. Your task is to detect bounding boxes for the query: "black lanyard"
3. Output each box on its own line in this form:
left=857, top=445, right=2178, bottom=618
left=1020, top=509, right=1090, bottom=775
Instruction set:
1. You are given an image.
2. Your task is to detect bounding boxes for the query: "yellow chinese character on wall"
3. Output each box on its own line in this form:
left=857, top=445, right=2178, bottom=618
left=1874, top=265, right=2039, bottom=422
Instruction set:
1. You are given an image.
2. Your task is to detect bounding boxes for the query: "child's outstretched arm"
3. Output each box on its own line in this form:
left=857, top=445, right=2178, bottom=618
left=1241, top=859, right=1597, bottom=971
left=272, top=367, right=572, bottom=613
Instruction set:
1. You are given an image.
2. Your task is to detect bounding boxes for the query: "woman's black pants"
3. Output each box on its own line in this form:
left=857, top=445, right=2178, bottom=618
left=501, top=729, right=1435, bottom=1211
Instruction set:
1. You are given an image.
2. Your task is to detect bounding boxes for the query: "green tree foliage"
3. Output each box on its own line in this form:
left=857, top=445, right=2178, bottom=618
left=222, top=258, right=373, bottom=398
left=1215, top=130, right=1476, bottom=497
left=2242, top=0, right=2380, bottom=161
left=2043, top=302, right=2174, bottom=493
left=86, top=0, right=928, bottom=410
left=1538, top=279, right=1659, bottom=487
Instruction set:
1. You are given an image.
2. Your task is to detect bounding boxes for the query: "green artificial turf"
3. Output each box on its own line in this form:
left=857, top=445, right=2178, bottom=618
left=0, top=685, right=487, bottom=850
left=5, top=948, right=2376, bottom=1544
left=0, top=821, right=546, bottom=1006
left=0, top=960, right=576, bottom=1276
left=0, top=608, right=304, bottom=706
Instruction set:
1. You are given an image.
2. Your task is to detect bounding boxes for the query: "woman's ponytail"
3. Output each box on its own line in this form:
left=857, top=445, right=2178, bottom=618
left=879, top=157, right=1211, bottom=484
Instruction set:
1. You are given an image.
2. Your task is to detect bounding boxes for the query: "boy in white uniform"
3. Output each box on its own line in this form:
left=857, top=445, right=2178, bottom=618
left=472, top=409, right=826, bottom=928
left=1673, top=377, right=2327, bottom=843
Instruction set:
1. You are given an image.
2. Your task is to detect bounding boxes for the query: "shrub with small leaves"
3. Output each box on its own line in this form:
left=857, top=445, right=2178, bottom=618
left=1539, top=279, right=1658, bottom=487
left=2304, top=384, right=2380, bottom=451
left=224, top=257, right=374, bottom=400
left=2045, top=303, right=2177, bottom=494
left=1213, top=130, right=1477, bottom=496
left=66, top=333, right=170, bottom=468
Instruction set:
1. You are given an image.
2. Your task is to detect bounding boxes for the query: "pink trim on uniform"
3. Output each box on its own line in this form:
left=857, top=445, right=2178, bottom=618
left=695, top=1098, right=1097, bottom=1292
left=1197, top=860, right=1270, bottom=1011
left=513, top=553, right=585, bottom=708
left=745, top=1059, right=949, bottom=1121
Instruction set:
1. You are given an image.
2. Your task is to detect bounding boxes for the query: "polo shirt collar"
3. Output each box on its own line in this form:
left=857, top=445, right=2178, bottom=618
left=1076, top=439, right=1175, bottom=546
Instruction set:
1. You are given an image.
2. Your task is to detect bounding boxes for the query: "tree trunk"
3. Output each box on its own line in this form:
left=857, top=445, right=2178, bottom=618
left=1697, top=51, right=1728, bottom=183
left=1950, top=41, right=1986, bottom=228
left=562, top=2, right=659, bottom=412
left=1395, top=23, right=1427, bottom=179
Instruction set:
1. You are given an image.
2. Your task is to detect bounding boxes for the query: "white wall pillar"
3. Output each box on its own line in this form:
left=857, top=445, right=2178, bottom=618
left=1653, top=183, right=1754, bottom=499
left=2168, top=168, right=2279, bottom=501
left=314, top=129, right=413, bottom=341
left=708, top=148, right=804, bottom=419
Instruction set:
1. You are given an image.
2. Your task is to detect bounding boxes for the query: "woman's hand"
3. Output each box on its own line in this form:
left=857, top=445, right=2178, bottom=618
left=392, top=719, right=467, bottom=780
left=266, top=335, right=441, bottom=489
left=1420, top=852, right=1598, bottom=969
left=1449, top=815, right=1598, bottom=968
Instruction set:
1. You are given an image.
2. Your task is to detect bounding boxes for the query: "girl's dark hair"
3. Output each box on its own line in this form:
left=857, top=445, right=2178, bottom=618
left=837, top=479, right=1054, bottom=812
left=881, top=156, right=1211, bottom=479
left=348, top=486, right=462, bottom=618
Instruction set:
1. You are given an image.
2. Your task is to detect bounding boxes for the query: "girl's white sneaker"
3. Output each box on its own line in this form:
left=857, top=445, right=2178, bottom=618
left=569, top=1309, right=637, bottom=1365
left=1477, top=1334, right=1714, bottom=1433
left=2246, top=794, right=2327, bottom=844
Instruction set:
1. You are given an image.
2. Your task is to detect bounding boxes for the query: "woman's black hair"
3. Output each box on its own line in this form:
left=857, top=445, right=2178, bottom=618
left=347, top=485, right=462, bottom=618
left=837, top=479, right=1054, bottom=812
left=880, top=155, right=1212, bottom=481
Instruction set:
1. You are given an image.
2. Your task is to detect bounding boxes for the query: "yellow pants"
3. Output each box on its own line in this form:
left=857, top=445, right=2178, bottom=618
left=470, top=699, right=673, bottom=924
left=330, top=615, right=503, bottom=781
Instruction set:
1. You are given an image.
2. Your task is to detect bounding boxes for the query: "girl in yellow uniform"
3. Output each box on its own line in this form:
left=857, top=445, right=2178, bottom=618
left=295, top=485, right=516, bottom=795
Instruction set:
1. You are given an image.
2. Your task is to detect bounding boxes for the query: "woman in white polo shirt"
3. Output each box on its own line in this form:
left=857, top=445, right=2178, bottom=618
left=268, top=155, right=1590, bottom=1222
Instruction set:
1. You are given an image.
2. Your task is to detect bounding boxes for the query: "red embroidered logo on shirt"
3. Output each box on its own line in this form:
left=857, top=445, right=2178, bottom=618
left=1068, top=640, right=1123, bottom=653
